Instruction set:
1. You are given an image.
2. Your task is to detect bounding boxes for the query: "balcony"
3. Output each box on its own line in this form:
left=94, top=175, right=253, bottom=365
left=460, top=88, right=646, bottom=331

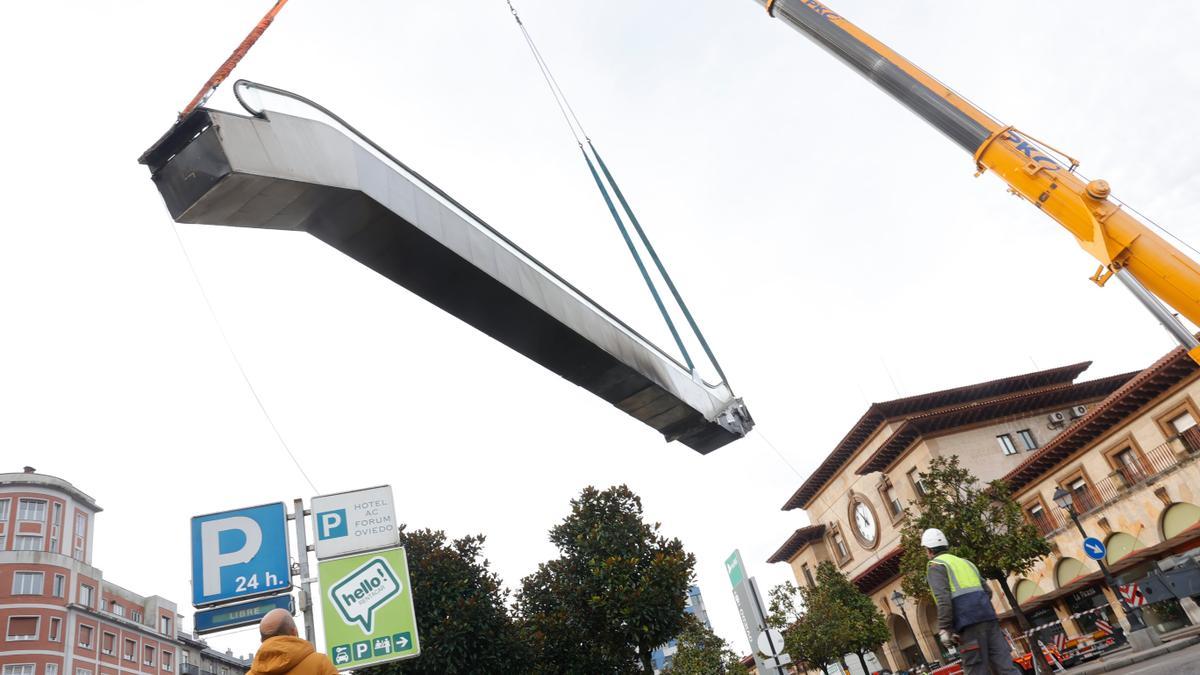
left=179, top=665, right=203, bottom=675
left=1072, top=435, right=1195, bottom=517
left=1030, top=510, right=1061, bottom=537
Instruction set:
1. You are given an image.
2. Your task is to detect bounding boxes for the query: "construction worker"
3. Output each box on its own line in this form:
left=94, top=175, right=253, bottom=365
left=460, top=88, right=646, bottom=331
left=923, top=528, right=1020, bottom=675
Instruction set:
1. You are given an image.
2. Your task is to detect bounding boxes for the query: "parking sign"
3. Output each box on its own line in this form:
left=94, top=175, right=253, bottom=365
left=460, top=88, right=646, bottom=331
left=320, top=547, right=420, bottom=670
left=191, top=502, right=292, bottom=607
left=311, top=486, right=398, bottom=560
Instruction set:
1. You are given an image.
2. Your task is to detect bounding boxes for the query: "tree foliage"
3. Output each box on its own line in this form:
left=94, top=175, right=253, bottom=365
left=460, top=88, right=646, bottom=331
left=517, top=485, right=696, bottom=674
left=663, top=615, right=742, bottom=674
left=768, top=562, right=889, bottom=672
left=359, top=527, right=531, bottom=675
left=898, top=455, right=1053, bottom=672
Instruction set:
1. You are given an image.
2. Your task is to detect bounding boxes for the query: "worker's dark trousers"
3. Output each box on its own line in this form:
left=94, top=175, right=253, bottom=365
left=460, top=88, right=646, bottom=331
left=960, top=620, right=1021, bottom=675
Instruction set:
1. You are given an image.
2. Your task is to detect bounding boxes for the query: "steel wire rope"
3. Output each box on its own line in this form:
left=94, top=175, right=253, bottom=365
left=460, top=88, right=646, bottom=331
left=502, top=2, right=744, bottom=390
left=167, top=221, right=320, bottom=494
left=230, top=80, right=732, bottom=390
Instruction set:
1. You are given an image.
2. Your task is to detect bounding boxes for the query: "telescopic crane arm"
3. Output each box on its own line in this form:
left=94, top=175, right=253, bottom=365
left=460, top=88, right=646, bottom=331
left=755, top=0, right=1200, bottom=362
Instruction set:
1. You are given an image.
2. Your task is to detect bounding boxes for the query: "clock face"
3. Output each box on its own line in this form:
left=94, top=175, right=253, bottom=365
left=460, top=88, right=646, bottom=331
left=853, top=501, right=877, bottom=544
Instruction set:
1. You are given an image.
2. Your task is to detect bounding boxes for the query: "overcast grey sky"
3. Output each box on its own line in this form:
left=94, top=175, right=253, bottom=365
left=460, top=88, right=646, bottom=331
left=3, top=0, right=1199, bottom=659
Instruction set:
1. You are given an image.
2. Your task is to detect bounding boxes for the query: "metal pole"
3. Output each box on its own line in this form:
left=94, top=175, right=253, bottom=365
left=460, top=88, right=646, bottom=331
left=1115, top=268, right=1200, bottom=350
left=1066, top=506, right=1148, bottom=632
left=747, top=578, right=786, bottom=674
left=292, top=498, right=316, bottom=643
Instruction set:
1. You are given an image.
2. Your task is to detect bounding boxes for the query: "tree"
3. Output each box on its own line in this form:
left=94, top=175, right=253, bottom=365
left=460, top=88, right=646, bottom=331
left=359, top=527, right=531, bottom=675
left=898, top=455, right=1053, bottom=674
left=768, top=563, right=889, bottom=674
left=517, top=485, right=696, bottom=674
left=663, top=615, right=742, bottom=674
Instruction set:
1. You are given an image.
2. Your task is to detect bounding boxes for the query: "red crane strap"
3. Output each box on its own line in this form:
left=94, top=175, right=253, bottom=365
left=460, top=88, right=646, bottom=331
left=180, top=0, right=291, bottom=117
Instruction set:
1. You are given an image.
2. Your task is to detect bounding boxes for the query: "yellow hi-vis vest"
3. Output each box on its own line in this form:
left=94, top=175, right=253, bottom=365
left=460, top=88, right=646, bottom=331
left=928, top=553, right=997, bottom=630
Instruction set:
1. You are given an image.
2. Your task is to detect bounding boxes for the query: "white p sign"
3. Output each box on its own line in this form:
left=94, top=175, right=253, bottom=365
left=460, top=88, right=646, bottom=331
left=199, top=516, right=262, bottom=596
left=190, top=503, right=291, bottom=607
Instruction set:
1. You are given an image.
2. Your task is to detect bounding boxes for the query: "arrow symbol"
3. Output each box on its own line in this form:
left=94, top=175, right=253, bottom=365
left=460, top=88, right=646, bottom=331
left=396, top=636, right=409, bottom=649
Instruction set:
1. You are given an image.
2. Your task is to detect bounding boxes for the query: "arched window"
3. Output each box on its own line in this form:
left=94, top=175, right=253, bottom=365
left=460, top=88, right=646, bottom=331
left=1015, top=578, right=1044, bottom=605
left=1104, top=532, right=1146, bottom=564
left=1055, top=558, right=1086, bottom=588
left=1162, top=502, right=1200, bottom=540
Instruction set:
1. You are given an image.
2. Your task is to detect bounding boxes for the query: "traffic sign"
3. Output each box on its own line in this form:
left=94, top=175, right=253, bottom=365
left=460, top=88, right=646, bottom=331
left=1083, top=537, right=1107, bottom=561
left=312, top=486, right=399, bottom=560
left=320, top=547, right=420, bottom=670
left=725, top=550, right=747, bottom=589
left=195, top=593, right=294, bottom=635
left=191, top=502, right=292, bottom=607
left=1118, top=583, right=1147, bottom=608
left=756, top=628, right=786, bottom=657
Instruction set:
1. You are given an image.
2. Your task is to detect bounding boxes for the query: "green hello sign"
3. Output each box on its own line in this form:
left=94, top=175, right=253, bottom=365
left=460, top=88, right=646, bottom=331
left=319, top=547, right=420, bottom=669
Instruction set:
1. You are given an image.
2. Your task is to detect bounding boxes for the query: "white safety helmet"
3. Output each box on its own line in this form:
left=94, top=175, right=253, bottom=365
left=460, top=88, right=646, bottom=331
left=921, top=528, right=949, bottom=549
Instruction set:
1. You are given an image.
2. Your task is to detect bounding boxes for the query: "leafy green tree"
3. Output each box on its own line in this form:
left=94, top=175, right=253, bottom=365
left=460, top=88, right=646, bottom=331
left=517, top=485, right=696, bottom=674
left=663, top=615, right=742, bottom=674
left=898, top=456, right=1053, bottom=674
left=360, top=527, right=530, bottom=675
left=768, top=563, right=889, bottom=674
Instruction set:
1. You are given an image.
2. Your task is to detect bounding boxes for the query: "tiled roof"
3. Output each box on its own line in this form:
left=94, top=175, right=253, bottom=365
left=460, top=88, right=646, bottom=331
left=781, top=363, right=1092, bottom=511
left=856, top=373, right=1136, bottom=475
left=767, top=524, right=827, bottom=564
left=851, top=546, right=903, bottom=594
left=1005, top=347, right=1196, bottom=493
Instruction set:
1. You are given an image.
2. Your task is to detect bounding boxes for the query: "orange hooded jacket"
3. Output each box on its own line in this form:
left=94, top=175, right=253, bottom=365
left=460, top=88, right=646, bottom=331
left=248, top=637, right=338, bottom=675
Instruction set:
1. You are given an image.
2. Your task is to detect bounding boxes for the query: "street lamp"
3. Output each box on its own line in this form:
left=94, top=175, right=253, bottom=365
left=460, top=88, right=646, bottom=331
left=891, top=590, right=929, bottom=667
left=1051, top=487, right=1150, bottom=637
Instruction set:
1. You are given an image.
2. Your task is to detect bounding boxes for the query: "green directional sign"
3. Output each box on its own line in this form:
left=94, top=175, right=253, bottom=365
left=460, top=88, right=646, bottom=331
left=725, top=549, right=747, bottom=589
left=319, top=547, right=420, bottom=670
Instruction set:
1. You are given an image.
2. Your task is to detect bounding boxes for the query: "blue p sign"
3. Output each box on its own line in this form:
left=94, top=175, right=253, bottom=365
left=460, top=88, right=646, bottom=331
left=190, top=503, right=291, bottom=607
left=318, top=509, right=348, bottom=541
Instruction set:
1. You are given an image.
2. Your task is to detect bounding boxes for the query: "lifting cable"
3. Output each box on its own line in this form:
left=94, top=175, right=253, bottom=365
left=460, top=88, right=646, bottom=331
left=505, top=1, right=733, bottom=390
left=180, top=0, right=291, bottom=117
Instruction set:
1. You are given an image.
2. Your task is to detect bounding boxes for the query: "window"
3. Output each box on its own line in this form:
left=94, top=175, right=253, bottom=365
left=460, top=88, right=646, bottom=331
left=0, top=498, right=9, bottom=521
left=47, top=665, right=59, bottom=675
left=997, top=434, right=1018, bottom=456
left=163, top=652, right=174, bottom=672
left=13, top=571, right=44, bottom=595
left=885, top=486, right=902, bottom=516
left=1114, top=448, right=1147, bottom=483
left=3, top=665, right=36, bottom=675
left=78, top=623, right=94, bottom=648
left=102, top=632, right=116, bottom=655
left=112, top=603, right=124, bottom=617
left=124, top=639, right=137, bottom=661
left=1170, top=411, right=1197, bottom=433
left=831, top=530, right=850, bottom=560
left=80, top=584, right=94, bottom=608
left=160, top=616, right=172, bottom=636
left=50, top=502, right=62, bottom=552
left=49, top=617, right=62, bottom=642
left=179, top=651, right=189, bottom=668
left=144, top=645, right=157, bottom=667
left=1017, top=429, right=1038, bottom=450
left=76, top=669, right=91, bottom=675
left=801, top=563, right=815, bottom=587
left=14, top=535, right=43, bottom=551
left=18, top=499, right=47, bottom=522
left=7, top=617, right=39, bottom=641
left=53, top=574, right=65, bottom=597
left=907, top=467, right=927, bottom=498
left=74, top=514, right=87, bottom=560
left=131, top=609, right=143, bottom=623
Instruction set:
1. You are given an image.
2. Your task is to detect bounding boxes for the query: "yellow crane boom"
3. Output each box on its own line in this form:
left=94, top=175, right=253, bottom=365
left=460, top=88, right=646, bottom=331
left=755, top=0, right=1200, bottom=361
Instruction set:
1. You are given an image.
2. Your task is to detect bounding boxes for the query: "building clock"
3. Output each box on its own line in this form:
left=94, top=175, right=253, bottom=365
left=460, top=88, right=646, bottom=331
left=848, top=495, right=879, bottom=548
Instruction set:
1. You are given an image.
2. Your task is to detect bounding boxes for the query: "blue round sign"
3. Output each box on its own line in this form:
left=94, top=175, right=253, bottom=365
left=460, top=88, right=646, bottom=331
left=1083, top=536, right=1107, bottom=561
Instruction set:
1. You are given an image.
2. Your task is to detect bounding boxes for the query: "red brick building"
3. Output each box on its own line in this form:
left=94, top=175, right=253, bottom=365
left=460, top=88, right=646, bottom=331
left=1, top=468, right=179, bottom=675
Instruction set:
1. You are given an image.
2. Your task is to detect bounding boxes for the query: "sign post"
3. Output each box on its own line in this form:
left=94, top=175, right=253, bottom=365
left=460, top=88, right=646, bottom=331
left=726, top=550, right=788, bottom=674
left=292, top=498, right=316, bottom=642
left=319, top=547, right=420, bottom=669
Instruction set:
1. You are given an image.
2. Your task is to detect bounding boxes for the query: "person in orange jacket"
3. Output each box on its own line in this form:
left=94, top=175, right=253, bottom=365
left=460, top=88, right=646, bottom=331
left=247, top=609, right=338, bottom=675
